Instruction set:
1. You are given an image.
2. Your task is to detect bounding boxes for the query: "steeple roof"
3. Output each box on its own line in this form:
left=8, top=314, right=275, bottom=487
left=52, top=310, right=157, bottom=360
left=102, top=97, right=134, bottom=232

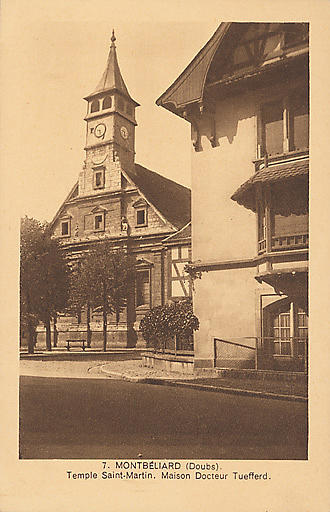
left=85, top=30, right=138, bottom=104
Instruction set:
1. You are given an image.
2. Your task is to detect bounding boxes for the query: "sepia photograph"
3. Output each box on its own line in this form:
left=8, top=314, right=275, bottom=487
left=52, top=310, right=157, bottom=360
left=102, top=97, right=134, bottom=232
left=1, top=1, right=330, bottom=511
left=18, top=20, right=309, bottom=460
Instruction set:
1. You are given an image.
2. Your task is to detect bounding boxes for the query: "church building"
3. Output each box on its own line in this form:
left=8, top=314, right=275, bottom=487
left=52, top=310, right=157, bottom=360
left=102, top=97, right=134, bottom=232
left=157, top=22, right=309, bottom=371
left=48, top=32, right=191, bottom=348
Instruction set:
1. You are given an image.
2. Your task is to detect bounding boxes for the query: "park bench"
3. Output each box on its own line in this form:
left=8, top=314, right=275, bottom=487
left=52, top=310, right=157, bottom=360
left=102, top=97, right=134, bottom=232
left=66, top=339, right=86, bottom=351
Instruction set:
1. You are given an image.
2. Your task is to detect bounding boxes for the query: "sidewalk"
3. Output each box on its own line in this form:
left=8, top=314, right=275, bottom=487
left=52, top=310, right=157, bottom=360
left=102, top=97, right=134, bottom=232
left=100, top=360, right=307, bottom=402
left=20, top=358, right=307, bottom=401
left=20, top=347, right=147, bottom=361
left=19, top=358, right=193, bottom=380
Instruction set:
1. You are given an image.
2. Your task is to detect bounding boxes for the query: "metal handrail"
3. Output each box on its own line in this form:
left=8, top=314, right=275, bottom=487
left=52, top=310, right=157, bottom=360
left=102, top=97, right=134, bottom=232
left=213, top=336, right=308, bottom=372
left=214, top=337, right=256, bottom=351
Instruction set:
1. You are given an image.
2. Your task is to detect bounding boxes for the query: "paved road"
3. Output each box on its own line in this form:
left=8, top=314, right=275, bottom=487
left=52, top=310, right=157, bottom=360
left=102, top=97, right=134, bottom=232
left=19, top=375, right=308, bottom=460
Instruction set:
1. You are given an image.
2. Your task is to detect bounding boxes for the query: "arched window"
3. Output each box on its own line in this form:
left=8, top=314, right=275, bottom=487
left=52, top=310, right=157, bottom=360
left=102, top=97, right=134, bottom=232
left=272, top=302, right=291, bottom=355
left=90, top=99, right=100, bottom=113
left=103, top=96, right=112, bottom=109
left=264, top=298, right=308, bottom=356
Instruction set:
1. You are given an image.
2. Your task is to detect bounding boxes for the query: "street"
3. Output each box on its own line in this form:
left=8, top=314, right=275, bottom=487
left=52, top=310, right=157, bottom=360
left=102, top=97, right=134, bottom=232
left=19, top=375, right=308, bottom=459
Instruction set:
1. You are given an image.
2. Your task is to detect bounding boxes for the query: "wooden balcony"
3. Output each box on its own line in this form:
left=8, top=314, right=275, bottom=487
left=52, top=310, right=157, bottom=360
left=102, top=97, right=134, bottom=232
left=258, top=232, right=308, bottom=254
left=271, top=233, right=308, bottom=251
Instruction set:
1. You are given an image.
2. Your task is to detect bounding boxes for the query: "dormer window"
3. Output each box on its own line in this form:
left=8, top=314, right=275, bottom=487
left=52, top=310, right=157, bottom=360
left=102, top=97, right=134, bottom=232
left=60, top=216, right=71, bottom=237
left=93, top=167, right=105, bottom=189
left=103, top=96, right=112, bottom=109
left=91, top=99, right=100, bottom=113
left=61, top=221, right=69, bottom=236
left=87, top=206, right=107, bottom=233
left=136, top=209, right=147, bottom=226
left=94, top=214, right=104, bottom=231
left=133, top=199, right=148, bottom=227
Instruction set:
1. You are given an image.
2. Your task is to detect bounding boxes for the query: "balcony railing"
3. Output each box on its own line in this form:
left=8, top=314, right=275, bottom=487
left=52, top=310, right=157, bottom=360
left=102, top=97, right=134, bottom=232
left=258, top=233, right=308, bottom=254
left=271, top=233, right=308, bottom=251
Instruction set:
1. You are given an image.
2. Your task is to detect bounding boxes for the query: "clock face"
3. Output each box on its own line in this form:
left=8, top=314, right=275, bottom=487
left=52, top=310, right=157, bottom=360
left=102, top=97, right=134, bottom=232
left=94, top=123, right=106, bottom=139
left=120, top=126, right=129, bottom=140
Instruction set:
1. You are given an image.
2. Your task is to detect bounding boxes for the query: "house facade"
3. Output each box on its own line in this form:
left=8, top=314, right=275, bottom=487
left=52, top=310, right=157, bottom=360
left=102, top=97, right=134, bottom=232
left=157, top=22, right=309, bottom=371
left=44, top=32, right=191, bottom=348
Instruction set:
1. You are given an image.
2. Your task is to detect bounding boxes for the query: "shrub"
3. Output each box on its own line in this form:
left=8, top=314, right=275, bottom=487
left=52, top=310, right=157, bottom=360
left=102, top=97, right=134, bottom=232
left=140, top=299, right=199, bottom=351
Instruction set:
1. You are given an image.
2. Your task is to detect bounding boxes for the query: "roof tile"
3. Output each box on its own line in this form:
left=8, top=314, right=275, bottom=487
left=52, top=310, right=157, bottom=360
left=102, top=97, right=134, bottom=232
left=231, top=159, right=309, bottom=211
left=126, top=164, right=191, bottom=230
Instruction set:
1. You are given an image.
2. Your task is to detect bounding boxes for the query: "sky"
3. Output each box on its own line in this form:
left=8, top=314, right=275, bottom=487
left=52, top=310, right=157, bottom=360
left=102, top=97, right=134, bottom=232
left=2, top=2, right=223, bottom=222
left=1, top=2, right=330, bottom=510
left=1, top=0, right=328, bottom=225
left=3, top=0, right=320, bottom=224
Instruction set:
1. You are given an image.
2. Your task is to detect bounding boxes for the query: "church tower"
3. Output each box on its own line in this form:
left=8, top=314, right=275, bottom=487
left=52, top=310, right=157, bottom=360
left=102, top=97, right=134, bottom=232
left=79, top=31, right=139, bottom=196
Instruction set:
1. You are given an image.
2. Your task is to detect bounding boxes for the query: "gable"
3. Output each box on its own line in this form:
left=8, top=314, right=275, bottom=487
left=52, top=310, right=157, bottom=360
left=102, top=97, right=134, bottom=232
left=125, top=164, right=191, bottom=230
left=157, top=22, right=309, bottom=116
left=156, top=23, right=230, bottom=112
left=205, top=23, right=308, bottom=87
left=50, top=164, right=191, bottom=242
left=50, top=181, right=79, bottom=229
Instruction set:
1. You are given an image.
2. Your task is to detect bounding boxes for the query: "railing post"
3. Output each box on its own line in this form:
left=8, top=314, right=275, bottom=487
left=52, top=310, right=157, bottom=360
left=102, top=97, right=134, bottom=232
left=214, top=338, right=217, bottom=368
left=255, top=337, right=258, bottom=370
left=304, top=339, right=308, bottom=374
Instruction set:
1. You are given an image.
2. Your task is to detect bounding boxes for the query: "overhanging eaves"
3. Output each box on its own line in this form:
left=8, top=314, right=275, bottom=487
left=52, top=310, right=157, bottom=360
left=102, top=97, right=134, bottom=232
left=156, top=23, right=231, bottom=113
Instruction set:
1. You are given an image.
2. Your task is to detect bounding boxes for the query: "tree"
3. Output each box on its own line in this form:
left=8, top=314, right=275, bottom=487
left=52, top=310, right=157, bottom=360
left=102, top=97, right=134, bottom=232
left=67, top=261, right=92, bottom=347
left=140, top=299, right=199, bottom=352
left=20, top=217, right=44, bottom=353
left=20, top=216, right=69, bottom=352
left=77, top=243, right=136, bottom=351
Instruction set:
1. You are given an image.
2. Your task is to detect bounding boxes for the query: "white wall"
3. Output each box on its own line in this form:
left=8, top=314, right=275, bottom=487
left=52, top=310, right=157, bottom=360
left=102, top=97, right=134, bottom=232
left=191, top=90, right=260, bottom=366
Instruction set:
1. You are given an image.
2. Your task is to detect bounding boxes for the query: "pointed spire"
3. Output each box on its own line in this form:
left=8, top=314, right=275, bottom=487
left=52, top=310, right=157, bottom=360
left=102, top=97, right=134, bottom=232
left=88, top=30, right=131, bottom=99
left=110, top=29, right=116, bottom=47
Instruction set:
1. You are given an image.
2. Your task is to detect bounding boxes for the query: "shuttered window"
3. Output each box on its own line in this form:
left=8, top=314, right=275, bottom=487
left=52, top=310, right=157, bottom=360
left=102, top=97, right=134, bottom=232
left=262, top=101, right=283, bottom=156
left=260, top=91, right=309, bottom=157
left=291, top=93, right=309, bottom=151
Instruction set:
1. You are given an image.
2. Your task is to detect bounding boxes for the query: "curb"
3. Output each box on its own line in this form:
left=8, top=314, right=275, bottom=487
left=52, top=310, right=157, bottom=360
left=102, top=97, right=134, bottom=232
left=143, top=379, right=307, bottom=402
left=99, top=366, right=150, bottom=383
left=20, top=350, right=147, bottom=362
left=100, top=367, right=307, bottom=402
